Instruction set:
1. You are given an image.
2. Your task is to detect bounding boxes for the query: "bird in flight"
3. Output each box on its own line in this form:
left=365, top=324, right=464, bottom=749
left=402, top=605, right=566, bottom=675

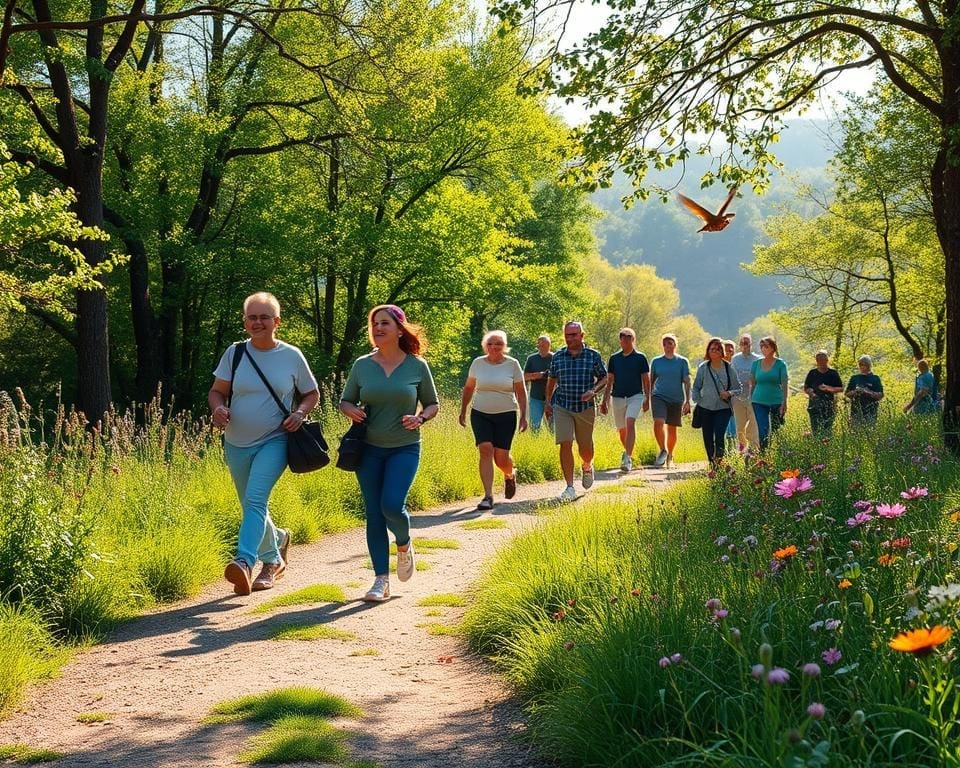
left=677, top=185, right=739, bottom=232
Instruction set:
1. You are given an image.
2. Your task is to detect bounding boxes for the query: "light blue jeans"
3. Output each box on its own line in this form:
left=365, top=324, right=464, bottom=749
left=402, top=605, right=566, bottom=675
left=751, top=402, right=784, bottom=450
left=224, top=434, right=286, bottom=568
left=529, top=397, right=546, bottom=431
left=356, top=443, right=420, bottom=576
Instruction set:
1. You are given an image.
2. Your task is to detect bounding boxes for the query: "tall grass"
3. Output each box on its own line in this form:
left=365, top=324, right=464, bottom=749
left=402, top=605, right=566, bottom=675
left=464, top=413, right=960, bottom=766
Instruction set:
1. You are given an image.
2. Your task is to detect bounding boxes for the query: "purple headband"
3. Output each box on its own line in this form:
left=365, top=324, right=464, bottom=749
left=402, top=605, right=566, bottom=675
left=381, top=304, right=406, bottom=324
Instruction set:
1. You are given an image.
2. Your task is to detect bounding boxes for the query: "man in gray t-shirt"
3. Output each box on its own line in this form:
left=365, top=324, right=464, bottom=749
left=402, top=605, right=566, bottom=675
left=730, top=333, right=760, bottom=452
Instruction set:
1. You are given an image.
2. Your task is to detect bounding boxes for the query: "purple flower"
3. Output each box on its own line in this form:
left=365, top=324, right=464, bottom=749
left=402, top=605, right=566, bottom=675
left=743, top=535, right=758, bottom=547
left=751, top=664, right=765, bottom=679
left=670, top=652, right=683, bottom=664
left=846, top=511, right=873, bottom=527
left=853, top=500, right=874, bottom=512
left=705, top=598, right=722, bottom=611
left=658, top=656, right=671, bottom=668
left=802, top=662, right=821, bottom=678
left=807, top=702, right=826, bottom=719
left=825, top=619, right=841, bottom=632
left=715, top=536, right=728, bottom=546
left=713, top=609, right=729, bottom=619
left=901, top=486, right=929, bottom=500
left=766, top=667, right=790, bottom=685
left=822, top=647, right=842, bottom=666
left=876, top=502, right=907, bottom=519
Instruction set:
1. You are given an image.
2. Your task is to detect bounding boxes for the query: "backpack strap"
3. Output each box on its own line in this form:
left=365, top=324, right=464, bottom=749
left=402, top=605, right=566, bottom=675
left=227, top=341, right=246, bottom=407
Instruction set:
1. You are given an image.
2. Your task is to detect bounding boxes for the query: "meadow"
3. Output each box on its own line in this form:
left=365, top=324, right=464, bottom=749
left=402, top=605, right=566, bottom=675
left=463, top=408, right=959, bottom=767
left=0, top=387, right=704, bottom=717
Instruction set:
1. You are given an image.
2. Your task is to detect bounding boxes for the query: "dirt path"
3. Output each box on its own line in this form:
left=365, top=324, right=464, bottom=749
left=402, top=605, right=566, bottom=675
left=1, top=464, right=699, bottom=767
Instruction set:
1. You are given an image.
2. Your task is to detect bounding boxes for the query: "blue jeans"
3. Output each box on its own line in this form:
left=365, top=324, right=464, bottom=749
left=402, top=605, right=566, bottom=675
left=356, top=443, right=420, bottom=576
left=752, top=403, right=784, bottom=450
left=224, top=434, right=287, bottom=567
left=529, top=398, right=546, bottom=431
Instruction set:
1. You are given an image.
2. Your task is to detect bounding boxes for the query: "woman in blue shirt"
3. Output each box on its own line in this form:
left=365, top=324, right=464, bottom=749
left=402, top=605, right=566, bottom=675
left=749, top=336, right=789, bottom=450
left=904, top=359, right=938, bottom=415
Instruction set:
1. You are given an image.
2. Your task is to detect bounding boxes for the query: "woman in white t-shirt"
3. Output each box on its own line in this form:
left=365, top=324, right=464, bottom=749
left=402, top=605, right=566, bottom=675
left=459, top=330, right=528, bottom=510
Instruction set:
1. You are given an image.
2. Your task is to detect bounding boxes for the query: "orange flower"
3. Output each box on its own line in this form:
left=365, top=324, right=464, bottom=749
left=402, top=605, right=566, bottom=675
left=838, top=579, right=853, bottom=589
left=949, top=510, right=960, bottom=523
left=877, top=554, right=900, bottom=566
left=889, top=626, right=953, bottom=656
left=773, top=545, right=798, bottom=560
left=780, top=469, right=801, bottom=478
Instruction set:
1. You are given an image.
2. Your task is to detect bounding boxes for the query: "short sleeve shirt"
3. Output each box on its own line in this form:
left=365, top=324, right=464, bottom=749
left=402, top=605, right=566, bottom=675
left=548, top=347, right=606, bottom=413
left=650, top=355, right=690, bottom=403
left=467, top=356, right=525, bottom=414
left=913, top=371, right=938, bottom=415
left=846, top=373, right=883, bottom=419
left=803, top=368, right=843, bottom=411
left=341, top=354, right=439, bottom=448
left=524, top=352, right=553, bottom=401
left=213, top=340, right=318, bottom=448
left=731, top=352, right=760, bottom=402
left=608, top=350, right=650, bottom=398
left=751, top=358, right=788, bottom=406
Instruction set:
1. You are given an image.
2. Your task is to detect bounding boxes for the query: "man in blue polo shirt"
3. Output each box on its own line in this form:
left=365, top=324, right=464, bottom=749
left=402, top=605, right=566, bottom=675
left=600, top=327, right=650, bottom=472
left=545, top=321, right=607, bottom=502
left=649, top=333, right=691, bottom=467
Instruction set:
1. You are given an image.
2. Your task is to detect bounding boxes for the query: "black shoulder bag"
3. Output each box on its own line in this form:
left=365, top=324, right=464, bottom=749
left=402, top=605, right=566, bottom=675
left=336, top=408, right=368, bottom=472
left=237, top=343, right=330, bottom=473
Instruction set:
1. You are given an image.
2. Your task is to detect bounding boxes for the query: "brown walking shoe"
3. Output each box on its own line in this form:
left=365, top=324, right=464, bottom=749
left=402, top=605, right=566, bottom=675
left=252, top=561, right=286, bottom=591
left=225, top=559, right=252, bottom=596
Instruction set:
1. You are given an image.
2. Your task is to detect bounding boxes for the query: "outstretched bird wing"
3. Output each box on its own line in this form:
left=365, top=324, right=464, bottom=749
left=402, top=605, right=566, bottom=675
left=676, top=193, right=714, bottom=223
left=717, top=184, right=739, bottom=215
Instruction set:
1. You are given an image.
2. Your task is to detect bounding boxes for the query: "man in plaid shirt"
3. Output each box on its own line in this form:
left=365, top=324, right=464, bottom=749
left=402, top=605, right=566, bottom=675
left=545, top=321, right=607, bottom=502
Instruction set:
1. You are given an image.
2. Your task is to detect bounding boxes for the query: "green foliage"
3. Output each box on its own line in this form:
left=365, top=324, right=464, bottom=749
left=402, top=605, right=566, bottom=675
left=238, top=715, right=351, bottom=764
left=207, top=687, right=362, bottom=724
left=416, top=593, right=468, bottom=607
left=465, top=413, right=958, bottom=766
left=0, top=744, right=65, bottom=763
left=268, top=624, right=357, bottom=642
left=460, top=518, right=508, bottom=529
left=252, top=585, right=347, bottom=615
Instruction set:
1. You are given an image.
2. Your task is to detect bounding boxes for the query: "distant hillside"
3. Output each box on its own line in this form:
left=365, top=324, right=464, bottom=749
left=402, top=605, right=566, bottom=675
left=591, top=119, right=837, bottom=334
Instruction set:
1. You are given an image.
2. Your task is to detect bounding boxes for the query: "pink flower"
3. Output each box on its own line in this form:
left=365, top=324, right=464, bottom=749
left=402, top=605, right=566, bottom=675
left=901, top=486, right=929, bottom=500
left=853, top=500, right=874, bottom=512
left=766, top=667, right=790, bottom=685
left=705, top=598, right=722, bottom=610
left=774, top=476, right=814, bottom=499
left=807, top=702, right=826, bottom=719
left=846, top=511, right=873, bottom=527
left=658, top=656, right=671, bottom=668
left=876, top=502, right=907, bottom=519
left=822, top=647, right=842, bottom=666
left=802, top=663, right=821, bottom=677
left=713, top=609, right=729, bottom=620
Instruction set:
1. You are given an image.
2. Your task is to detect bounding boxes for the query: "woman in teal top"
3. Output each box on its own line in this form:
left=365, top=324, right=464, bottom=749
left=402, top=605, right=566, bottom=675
left=340, top=305, right=439, bottom=603
left=749, top=336, right=789, bottom=450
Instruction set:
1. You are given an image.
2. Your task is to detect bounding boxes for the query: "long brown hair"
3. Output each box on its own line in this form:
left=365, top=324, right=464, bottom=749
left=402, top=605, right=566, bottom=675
left=368, top=304, right=427, bottom=355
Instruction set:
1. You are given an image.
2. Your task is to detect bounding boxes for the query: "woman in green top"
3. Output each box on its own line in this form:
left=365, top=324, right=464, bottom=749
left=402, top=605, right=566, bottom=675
left=340, top=305, right=440, bottom=602
left=749, top=336, right=789, bottom=450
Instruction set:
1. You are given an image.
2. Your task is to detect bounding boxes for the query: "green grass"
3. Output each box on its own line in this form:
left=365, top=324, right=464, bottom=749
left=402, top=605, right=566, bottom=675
left=0, top=744, right=65, bottom=763
left=416, top=593, right=468, bottom=608
left=459, top=518, right=508, bottom=530
left=75, top=711, right=112, bottom=723
left=207, top=687, right=362, bottom=725
left=366, top=559, right=432, bottom=573
left=423, top=609, right=444, bottom=617
left=416, top=622, right=461, bottom=636
left=389, top=537, right=460, bottom=553
left=0, top=604, right=67, bottom=717
left=348, top=648, right=380, bottom=657
left=207, top=687, right=363, bottom=765
left=464, top=414, right=959, bottom=767
left=268, top=624, right=357, bottom=642
left=252, top=584, right=347, bottom=614
left=238, top=714, right=351, bottom=764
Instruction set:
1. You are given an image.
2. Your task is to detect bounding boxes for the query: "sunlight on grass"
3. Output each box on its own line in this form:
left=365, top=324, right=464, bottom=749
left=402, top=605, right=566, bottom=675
left=75, top=711, right=112, bottom=723
left=237, top=714, right=350, bottom=764
left=268, top=624, right=357, bottom=642
left=252, top=584, right=347, bottom=614
left=424, top=609, right=444, bottom=617
left=459, top=517, right=508, bottom=529
left=365, top=560, right=432, bottom=572
left=416, top=622, right=461, bottom=636
left=389, top=537, right=460, bottom=553
left=348, top=648, right=380, bottom=657
left=416, top=593, right=468, bottom=608
left=0, top=744, right=65, bottom=763
left=207, top=687, right=362, bottom=724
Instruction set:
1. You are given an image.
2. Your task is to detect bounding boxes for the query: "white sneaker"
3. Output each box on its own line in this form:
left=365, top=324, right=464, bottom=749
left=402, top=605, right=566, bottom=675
left=666, top=453, right=674, bottom=468
left=654, top=449, right=668, bottom=467
left=363, top=575, right=390, bottom=602
left=559, top=485, right=577, bottom=502
left=620, top=453, right=632, bottom=472
left=397, top=541, right=415, bottom=582
left=581, top=466, right=594, bottom=489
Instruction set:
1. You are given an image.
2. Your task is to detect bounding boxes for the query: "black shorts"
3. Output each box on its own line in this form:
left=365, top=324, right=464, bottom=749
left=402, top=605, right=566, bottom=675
left=470, top=410, right=518, bottom=450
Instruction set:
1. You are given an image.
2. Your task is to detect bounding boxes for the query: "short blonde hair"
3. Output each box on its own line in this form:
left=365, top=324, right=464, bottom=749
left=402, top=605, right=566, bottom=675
left=243, top=292, right=281, bottom=317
